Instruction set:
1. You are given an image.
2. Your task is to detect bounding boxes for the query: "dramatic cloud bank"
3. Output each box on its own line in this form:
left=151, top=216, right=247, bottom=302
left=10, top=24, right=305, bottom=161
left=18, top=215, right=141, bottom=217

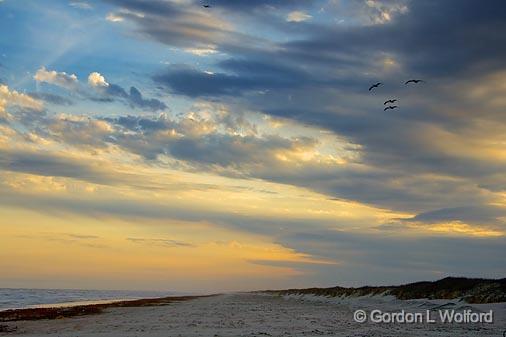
left=0, top=0, right=505, bottom=291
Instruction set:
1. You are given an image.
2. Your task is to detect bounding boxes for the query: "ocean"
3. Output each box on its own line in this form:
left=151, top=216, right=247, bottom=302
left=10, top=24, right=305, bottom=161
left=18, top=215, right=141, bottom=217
left=0, top=288, right=177, bottom=311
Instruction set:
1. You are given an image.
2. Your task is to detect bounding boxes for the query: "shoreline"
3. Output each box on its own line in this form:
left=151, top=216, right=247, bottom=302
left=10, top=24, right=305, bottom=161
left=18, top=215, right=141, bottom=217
left=1, top=297, right=161, bottom=312
left=0, top=294, right=214, bottom=322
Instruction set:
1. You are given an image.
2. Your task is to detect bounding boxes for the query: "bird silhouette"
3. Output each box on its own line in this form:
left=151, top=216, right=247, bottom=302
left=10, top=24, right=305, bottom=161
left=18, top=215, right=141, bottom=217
left=384, top=99, right=397, bottom=105
left=384, top=105, right=398, bottom=111
left=368, top=82, right=382, bottom=91
left=405, top=79, right=424, bottom=85
left=203, top=4, right=211, bottom=8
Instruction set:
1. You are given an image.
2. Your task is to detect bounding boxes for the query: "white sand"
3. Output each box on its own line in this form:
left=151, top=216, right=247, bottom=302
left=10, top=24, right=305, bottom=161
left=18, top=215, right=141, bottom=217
left=1, top=293, right=505, bottom=336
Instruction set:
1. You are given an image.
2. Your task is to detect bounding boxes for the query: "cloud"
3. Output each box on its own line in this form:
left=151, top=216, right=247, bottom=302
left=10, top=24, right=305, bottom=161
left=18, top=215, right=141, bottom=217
left=3, top=0, right=506, bottom=290
left=195, top=0, right=318, bottom=11
left=183, top=46, right=218, bottom=56
left=276, top=230, right=506, bottom=285
left=127, top=237, right=194, bottom=248
left=154, top=60, right=314, bottom=97
left=101, top=112, right=318, bottom=167
left=100, top=84, right=167, bottom=111
left=88, top=72, right=109, bottom=88
left=150, top=0, right=506, bottom=97
left=127, top=86, right=167, bottom=111
left=95, top=112, right=483, bottom=213
left=103, top=0, right=272, bottom=54
left=7, top=1, right=506, bottom=225
left=106, top=13, right=124, bottom=22
left=31, top=68, right=167, bottom=112
left=17, top=232, right=106, bottom=249
left=142, top=0, right=506, bottom=215
left=0, top=85, right=43, bottom=119
left=155, top=66, right=253, bottom=97
left=69, top=1, right=93, bottom=10
left=10, top=102, right=494, bottom=215
left=42, top=114, right=115, bottom=149
left=286, top=11, right=312, bottom=22
left=405, top=206, right=506, bottom=228
left=88, top=72, right=167, bottom=111
left=66, top=233, right=99, bottom=239
left=364, top=0, right=409, bottom=24
left=28, top=92, right=74, bottom=106
left=0, top=148, right=124, bottom=186
left=34, top=67, right=78, bottom=90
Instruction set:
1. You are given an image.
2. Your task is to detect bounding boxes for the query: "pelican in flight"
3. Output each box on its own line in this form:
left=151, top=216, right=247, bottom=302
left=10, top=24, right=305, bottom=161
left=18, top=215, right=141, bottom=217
left=384, top=105, right=398, bottom=111
left=369, top=82, right=382, bottom=91
left=203, top=4, right=211, bottom=8
left=384, top=99, right=397, bottom=105
left=405, top=79, right=425, bottom=85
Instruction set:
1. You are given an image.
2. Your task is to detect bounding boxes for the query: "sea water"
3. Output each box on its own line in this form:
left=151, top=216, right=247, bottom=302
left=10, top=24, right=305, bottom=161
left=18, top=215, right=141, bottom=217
left=0, top=288, right=177, bottom=311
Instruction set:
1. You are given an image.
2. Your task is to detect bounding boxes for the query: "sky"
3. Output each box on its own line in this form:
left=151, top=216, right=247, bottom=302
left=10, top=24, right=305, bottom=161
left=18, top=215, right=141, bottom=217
left=0, top=0, right=505, bottom=292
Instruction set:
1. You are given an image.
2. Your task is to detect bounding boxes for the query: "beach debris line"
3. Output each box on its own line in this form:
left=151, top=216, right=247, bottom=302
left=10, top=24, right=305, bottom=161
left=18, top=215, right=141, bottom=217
left=0, top=324, right=17, bottom=332
left=0, top=295, right=214, bottom=322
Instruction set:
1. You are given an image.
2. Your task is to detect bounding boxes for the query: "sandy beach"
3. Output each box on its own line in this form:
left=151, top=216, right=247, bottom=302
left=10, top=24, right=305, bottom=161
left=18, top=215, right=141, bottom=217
left=1, top=293, right=504, bottom=337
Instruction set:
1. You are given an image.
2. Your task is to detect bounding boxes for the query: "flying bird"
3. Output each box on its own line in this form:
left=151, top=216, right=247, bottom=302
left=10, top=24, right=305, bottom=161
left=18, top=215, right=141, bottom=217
left=405, top=79, right=425, bottom=85
left=368, top=82, right=382, bottom=91
left=203, top=4, right=211, bottom=8
left=384, top=99, right=397, bottom=105
left=384, top=105, right=398, bottom=111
